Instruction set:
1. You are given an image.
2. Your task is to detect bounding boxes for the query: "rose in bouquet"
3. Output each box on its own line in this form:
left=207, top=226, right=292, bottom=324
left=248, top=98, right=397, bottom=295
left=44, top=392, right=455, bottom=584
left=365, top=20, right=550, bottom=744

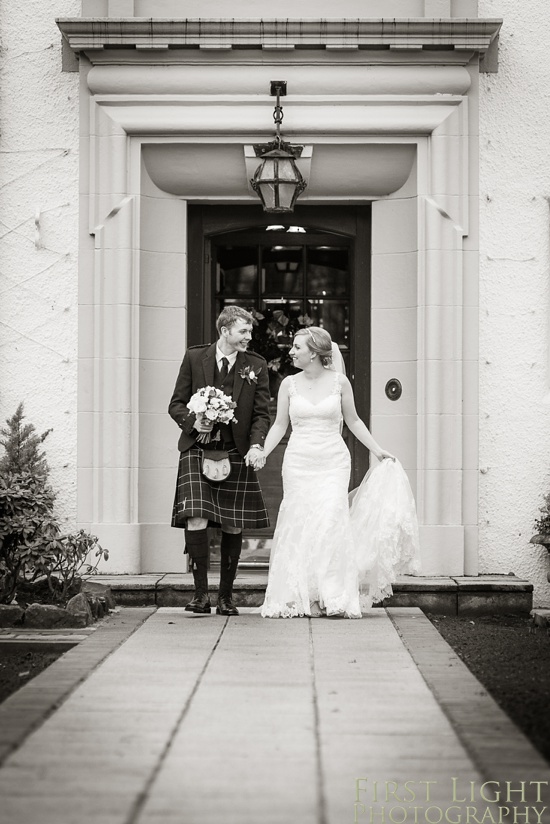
left=187, top=386, right=237, bottom=444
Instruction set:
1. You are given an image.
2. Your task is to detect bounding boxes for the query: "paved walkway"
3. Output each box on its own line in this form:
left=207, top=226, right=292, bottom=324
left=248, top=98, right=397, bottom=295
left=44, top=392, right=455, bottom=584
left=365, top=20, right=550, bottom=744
left=0, top=607, right=548, bottom=824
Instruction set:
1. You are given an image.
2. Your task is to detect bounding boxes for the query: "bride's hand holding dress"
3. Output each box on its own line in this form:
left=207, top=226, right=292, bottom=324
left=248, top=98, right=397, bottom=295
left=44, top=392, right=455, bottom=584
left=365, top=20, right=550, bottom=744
left=338, top=374, right=393, bottom=461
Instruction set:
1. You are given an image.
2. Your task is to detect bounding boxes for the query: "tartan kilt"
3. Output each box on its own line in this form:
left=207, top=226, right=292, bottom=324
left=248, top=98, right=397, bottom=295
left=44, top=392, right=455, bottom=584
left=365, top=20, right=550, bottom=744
left=171, top=446, right=270, bottom=530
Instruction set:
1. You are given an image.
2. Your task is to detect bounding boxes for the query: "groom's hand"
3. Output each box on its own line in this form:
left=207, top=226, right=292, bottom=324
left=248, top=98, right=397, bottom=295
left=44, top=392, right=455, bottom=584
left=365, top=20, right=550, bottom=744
left=195, top=414, right=214, bottom=434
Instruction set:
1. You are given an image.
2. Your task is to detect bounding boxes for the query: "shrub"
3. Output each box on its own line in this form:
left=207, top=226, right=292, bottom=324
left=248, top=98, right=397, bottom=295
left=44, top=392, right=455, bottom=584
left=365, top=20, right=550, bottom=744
left=0, top=473, right=57, bottom=603
left=33, top=530, right=109, bottom=605
left=532, top=492, right=550, bottom=541
left=0, top=403, right=52, bottom=478
left=0, top=405, right=108, bottom=606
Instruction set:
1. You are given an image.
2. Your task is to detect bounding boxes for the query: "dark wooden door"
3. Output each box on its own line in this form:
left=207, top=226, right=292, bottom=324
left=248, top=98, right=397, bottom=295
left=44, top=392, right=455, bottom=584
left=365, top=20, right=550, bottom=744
left=187, top=206, right=371, bottom=565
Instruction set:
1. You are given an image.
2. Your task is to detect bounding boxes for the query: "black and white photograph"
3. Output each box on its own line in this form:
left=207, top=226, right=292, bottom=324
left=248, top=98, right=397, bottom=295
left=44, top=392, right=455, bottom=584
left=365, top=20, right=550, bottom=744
left=1, top=1, right=549, bottom=822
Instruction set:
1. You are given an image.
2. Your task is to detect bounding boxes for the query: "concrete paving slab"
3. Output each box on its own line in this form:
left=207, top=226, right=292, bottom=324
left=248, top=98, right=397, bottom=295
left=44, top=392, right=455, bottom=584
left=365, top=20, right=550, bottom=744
left=0, top=607, right=548, bottom=824
left=0, top=611, right=226, bottom=824
left=309, top=614, right=488, bottom=823
left=135, top=617, right=319, bottom=824
left=0, top=796, right=131, bottom=824
left=0, top=608, right=154, bottom=767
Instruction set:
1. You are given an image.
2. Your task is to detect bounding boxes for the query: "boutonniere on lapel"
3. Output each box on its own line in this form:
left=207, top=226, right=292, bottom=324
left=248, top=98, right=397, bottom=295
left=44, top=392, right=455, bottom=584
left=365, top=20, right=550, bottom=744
left=239, top=365, right=262, bottom=385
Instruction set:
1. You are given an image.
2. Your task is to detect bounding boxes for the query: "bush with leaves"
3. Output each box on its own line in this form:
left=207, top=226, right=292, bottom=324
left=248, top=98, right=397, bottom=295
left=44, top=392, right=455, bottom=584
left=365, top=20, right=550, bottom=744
left=0, top=403, right=51, bottom=478
left=0, top=473, right=57, bottom=603
left=32, top=530, right=108, bottom=605
left=0, top=404, right=108, bottom=605
left=531, top=492, right=550, bottom=548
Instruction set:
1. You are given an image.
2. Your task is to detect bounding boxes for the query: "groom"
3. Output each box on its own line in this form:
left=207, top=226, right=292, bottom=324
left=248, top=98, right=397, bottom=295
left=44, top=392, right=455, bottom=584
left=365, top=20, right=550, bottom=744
left=169, top=306, right=271, bottom=615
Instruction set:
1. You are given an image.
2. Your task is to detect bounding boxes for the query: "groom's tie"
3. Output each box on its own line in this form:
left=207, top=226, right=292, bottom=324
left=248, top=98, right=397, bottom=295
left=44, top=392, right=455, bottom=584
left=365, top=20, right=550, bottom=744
left=219, top=356, right=229, bottom=384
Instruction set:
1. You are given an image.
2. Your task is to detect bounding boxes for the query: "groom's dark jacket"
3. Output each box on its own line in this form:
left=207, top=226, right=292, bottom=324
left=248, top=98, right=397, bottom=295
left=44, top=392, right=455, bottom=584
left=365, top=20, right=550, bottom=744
left=168, top=343, right=271, bottom=458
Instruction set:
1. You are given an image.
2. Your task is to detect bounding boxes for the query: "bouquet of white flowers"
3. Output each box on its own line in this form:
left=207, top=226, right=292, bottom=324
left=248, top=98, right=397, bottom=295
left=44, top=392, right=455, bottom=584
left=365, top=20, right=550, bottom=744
left=187, top=386, right=238, bottom=444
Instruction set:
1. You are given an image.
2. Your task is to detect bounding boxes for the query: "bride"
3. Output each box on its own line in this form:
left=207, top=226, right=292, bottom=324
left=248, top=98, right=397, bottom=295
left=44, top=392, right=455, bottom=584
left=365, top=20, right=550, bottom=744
left=248, top=326, right=419, bottom=619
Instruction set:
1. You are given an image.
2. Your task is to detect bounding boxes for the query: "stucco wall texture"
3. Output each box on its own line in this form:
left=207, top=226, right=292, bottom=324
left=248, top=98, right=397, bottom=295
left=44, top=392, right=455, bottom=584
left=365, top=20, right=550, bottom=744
left=1, top=3, right=550, bottom=603
left=478, top=1, right=550, bottom=605
left=0, top=0, right=80, bottom=528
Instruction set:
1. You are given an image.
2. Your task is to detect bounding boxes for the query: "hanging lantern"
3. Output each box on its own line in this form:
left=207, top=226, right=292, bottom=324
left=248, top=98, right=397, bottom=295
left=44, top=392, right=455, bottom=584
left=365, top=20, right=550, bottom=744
left=251, top=81, right=307, bottom=213
left=251, top=146, right=306, bottom=213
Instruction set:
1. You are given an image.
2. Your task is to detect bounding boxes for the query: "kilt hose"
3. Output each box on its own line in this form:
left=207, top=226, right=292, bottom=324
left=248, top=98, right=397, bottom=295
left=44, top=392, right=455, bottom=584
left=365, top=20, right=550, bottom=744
left=171, top=446, right=270, bottom=531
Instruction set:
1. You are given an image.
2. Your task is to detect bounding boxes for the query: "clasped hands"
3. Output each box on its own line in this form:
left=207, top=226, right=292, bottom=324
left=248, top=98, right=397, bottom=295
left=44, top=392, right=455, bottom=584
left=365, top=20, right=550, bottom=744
left=194, top=415, right=265, bottom=470
left=245, top=447, right=266, bottom=472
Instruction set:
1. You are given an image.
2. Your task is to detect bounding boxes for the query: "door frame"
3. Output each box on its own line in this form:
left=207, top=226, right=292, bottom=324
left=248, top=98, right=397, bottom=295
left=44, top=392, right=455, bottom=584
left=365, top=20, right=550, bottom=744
left=188, top=205, right=372, bottom=488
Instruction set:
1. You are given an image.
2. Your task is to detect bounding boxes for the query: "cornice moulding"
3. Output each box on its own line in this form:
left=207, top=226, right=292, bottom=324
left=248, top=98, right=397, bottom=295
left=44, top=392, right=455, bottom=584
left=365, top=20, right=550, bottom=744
left=56, top=17, right=502, bottom=54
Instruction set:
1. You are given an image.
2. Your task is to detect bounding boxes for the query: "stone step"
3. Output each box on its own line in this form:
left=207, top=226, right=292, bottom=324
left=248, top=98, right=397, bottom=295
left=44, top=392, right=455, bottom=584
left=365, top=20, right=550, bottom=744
left=0, top=627, right=98, bottom=648
left=86, top=573, right=533, bottom=615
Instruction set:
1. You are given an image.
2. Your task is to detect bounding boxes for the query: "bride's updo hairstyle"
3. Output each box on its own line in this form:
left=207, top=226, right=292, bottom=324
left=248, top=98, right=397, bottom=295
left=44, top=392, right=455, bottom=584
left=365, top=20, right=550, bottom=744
left=294, top=326, right=334, bottom=369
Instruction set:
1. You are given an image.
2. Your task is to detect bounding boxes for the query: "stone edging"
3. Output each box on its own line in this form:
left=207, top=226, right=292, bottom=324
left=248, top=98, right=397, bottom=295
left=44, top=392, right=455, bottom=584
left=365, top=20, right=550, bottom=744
left=0, top=607, right=155, bottom=766
left=387, top=607, right=550, bottom=800
left=0, top=581, right=119, bottom=629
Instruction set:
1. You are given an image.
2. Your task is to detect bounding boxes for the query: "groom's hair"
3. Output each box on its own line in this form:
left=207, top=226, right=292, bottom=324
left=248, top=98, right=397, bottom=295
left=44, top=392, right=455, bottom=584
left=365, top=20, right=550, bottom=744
left=216, top=306, right=254, bottom=335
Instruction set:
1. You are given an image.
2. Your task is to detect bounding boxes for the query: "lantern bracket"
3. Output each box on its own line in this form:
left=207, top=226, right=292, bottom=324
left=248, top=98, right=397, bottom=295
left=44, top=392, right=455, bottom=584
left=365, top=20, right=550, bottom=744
left=270, top=80, right=287, bottom=97
left=254, top=81, right=303, bottom=158
left=252, top=141, right=303, bottom=159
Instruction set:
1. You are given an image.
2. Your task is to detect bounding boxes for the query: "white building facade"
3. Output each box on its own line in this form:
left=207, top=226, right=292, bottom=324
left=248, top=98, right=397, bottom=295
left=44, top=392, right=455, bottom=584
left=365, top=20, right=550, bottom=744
left=1, top=0, right=549, bottom=604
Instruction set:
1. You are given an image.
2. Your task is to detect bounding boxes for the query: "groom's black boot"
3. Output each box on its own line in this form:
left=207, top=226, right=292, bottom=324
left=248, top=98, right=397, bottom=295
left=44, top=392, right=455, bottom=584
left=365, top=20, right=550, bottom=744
left=184, top=528, right=211, bottom=614
left=217, top=531, right=242, bottom=616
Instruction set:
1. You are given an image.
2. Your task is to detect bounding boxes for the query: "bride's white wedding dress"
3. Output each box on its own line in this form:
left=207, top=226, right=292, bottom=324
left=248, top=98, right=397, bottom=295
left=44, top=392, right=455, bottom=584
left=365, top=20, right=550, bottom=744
left=260, top=372, right=420, bottom=619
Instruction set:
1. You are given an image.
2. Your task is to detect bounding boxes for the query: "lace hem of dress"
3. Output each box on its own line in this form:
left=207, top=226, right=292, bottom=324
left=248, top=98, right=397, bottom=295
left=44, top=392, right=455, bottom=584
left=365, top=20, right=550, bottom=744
left=261, top=597, right=361, bottom=620
left=260, top=489, right=362, bottom=619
